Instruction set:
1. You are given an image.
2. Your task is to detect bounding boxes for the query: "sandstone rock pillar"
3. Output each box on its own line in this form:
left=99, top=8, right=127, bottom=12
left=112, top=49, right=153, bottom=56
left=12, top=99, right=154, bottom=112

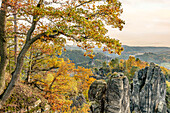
left=130, top=63, right=167, bottom=113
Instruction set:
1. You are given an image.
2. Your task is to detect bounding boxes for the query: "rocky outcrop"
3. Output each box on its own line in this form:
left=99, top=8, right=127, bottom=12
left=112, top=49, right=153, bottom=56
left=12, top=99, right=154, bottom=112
left=89, top=63, right=168, bottom=113
left=88, top=80, right=107, bottom=113
left=88, top=73, right=130, bottom=113
left=105, top=73, right=130, bottom=113
left=130, top=63, right=167, bottom=113
left=0, top=82, right=50, bottom=112
left=70, top=94, right=87, bottom=109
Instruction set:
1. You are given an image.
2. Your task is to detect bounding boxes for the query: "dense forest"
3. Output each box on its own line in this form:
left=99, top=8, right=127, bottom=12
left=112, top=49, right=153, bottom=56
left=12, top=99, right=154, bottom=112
left=0, top=0, right=169, bottom=112
left=61, top=48, right=170, bottom=80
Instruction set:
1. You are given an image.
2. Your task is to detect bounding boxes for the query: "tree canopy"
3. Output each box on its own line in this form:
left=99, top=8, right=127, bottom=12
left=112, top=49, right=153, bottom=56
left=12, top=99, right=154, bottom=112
left=0, top=0, right=124, bottom=106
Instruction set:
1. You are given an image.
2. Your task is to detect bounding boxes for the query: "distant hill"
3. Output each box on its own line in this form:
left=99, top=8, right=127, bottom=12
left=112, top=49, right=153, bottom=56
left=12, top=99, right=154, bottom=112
left=122, top=45, right=170, bottom=53
left=62, top=45, right=170, bottom=68
left=119, top=45, right=170, bottom=69
left=65, top=45, right=170, bottom=57
left=135, top=52, right=170, bottom=64
left=60, top=49, right=111, bottom=68
left=65, top=45, right=119, bottom=58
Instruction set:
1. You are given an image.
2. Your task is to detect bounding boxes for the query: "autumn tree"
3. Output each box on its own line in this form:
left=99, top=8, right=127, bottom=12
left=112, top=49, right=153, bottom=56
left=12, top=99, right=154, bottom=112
left=109, top=57, right=119, bottom=68
left=74, top=66, right=95, bottom=99
left=29, top=59, right=95, bottom=112
left=160, top=66, right=170, bottom=80
left=0, top=0, right=124, bottom=105
left=21, top=38, right=65, bottom=83
left=124, top=56, right=149, bottom=82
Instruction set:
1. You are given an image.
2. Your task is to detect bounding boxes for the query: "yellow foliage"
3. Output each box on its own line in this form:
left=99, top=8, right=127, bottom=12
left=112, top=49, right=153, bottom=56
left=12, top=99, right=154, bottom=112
left=160, top=66, right=170, bottom=75
left=166, top=81, right=170, bottom=87
left=6, top=0, right=125, bottom=111
left=30, top=59, right=95, bottom=112
left=65, top=104, right=90, bottom=113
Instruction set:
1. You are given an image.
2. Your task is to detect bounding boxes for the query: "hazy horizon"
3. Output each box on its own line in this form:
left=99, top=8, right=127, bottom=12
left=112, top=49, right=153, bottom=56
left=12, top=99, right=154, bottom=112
left=107, top=0, right=170, bottom=47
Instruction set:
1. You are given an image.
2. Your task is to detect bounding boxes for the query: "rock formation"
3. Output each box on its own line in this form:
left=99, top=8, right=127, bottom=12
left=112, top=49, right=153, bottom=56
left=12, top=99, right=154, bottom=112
left=70, top=94, right=87, bottom=109
left=88, top=73, right=130, bottom=113
left=130, top=63, right=167, bottom=113
left=105, top=73, right=130, bottom=113
left=88, top=80, right=107, bottom=113
left=1, top=82, right=50, bottom=112
left=89, top=63, right=168, bottom=113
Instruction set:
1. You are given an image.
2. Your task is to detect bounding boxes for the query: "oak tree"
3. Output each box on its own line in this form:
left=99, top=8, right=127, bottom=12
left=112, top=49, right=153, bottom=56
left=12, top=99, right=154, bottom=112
left=0, top=0, right=124, bottom=105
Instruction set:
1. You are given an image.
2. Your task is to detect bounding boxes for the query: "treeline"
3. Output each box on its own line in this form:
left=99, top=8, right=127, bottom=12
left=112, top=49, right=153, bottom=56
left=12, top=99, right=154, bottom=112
left=60, top=49, right=170, bottom=81
left=94, top=56, right=169, bottom=83
left=135, top=52, right=170, bottom=65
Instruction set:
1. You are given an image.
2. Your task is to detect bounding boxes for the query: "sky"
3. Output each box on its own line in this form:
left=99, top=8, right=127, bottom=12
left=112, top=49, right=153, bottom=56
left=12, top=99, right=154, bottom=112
left=0, top=0, right=1, bottom=8
left=0, top=0, right=169, bottom=47
left=107, top=0, right=170, bottom=47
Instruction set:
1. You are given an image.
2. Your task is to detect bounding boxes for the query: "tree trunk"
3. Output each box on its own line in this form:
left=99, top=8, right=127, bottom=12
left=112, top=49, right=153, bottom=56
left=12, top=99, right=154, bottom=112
left=0, top=1, right=7, bottom=96
left=14, top=13, right=18, bottom=65
left=0, top=41, right=32, bottom=104
left=25, top=51, right=33, bottom=83
left=0, top=0, right=43, bottom=105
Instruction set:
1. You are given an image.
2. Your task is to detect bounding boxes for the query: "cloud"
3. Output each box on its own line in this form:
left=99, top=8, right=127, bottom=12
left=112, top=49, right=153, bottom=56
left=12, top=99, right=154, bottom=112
left=120, top=0, right=170, bottom=4
left=107, top=0, right=170, bottom=47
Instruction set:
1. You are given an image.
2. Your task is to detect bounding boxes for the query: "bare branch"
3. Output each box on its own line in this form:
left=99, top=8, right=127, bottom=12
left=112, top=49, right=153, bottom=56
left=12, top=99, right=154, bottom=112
left=7, top=18, right=27, bottom=21
left=7, top=44, right=15, bottom=48
left=15, top=32, right=27, bottom=35
left=22, top=15, right=32, bottom=24
left=75, top=0, right=92, bottom=8
left=49, top=73, right=61, bottom=90
left=31, top=66, right=59, bottom=73
left=30, top=29, right=81, bottom=45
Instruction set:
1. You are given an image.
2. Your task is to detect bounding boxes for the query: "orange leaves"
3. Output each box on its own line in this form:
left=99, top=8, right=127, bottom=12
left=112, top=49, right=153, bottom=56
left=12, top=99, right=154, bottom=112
left=32, top=59, right=95, bottom=112
left=87, top=54, right=95, bottom=59
left=28, top=44, right=95, bottom=111
left=97, top=43, right=102, bottom=48
left=31, top=60, right=76, bottom=111
left=74, top=66, right=95, bottom=97
left=63, top=48, right=66, bottom=52
left=103, top=47, right=107, bottom=52
left=160, top=66, right=170, bottom=76
left=125, top=56, right=149, bottom=71
left=6, top=0, right=125, bottom=109
left=5, top=0, right=125, bottom=61
left=84, top=53, right=87, bottom=57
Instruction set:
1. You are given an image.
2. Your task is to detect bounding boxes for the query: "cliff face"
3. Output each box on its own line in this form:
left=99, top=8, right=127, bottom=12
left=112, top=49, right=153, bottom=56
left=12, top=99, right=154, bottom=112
left=88, top=63, right=167, bottom=113
left=130, top=63, right=167, bottom=113
left=88, top=73, right=130, bottom=113
left=105, top=73, right=130, bottom=113
left=88, top=80, right=107, bottom=113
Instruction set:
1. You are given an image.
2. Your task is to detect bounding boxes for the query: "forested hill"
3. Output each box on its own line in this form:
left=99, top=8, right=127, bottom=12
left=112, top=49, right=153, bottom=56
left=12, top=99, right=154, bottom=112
left=122, top=45, right=170, bottom=53
left=65, top=45, right=170, bottom=55
left=60, top=49, right=112, bottom=68
left=120, top=45, right=170, bottom=69
left=63, top=45, right=170, bottom=69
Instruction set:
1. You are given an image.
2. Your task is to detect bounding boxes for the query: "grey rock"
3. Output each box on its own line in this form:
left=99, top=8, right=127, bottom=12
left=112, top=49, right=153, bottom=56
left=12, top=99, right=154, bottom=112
left=89, top=64, right=167, bottom=113
left=105, top=75, right=130, bottom=113
left=130, top=63, right=167, bottom=113
left=88, top=74, right=130, bottom=113
left=88, top=80, right=107, bottom=113
left=70, top=94, right=87, bottom=108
